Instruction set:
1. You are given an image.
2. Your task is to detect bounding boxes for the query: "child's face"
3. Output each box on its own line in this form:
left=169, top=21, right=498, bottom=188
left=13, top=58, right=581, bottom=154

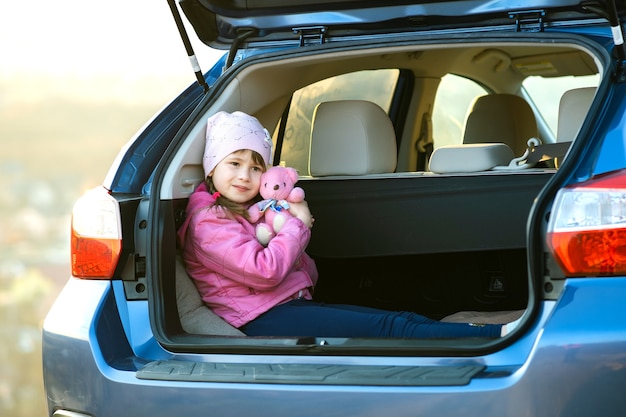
left=210, top=149, right=265, bottom=203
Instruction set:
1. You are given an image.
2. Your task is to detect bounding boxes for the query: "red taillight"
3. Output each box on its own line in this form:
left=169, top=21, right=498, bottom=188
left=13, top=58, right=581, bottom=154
left=70, top=187, right=122, bottom=279
left=547, top=169, right=626, bottom=277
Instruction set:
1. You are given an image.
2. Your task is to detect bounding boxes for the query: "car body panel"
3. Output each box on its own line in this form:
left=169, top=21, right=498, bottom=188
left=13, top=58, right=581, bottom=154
left=593, top=87, right=626, bottom=175
left=43, top=278, right=626, bottom=416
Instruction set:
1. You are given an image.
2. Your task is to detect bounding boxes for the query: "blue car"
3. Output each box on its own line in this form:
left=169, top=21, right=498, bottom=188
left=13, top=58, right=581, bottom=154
left=43, top=1, right=626, bottom=416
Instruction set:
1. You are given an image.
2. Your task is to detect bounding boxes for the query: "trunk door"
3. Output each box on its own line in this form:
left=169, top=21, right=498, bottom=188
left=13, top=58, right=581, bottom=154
left=178, top=0, right=626, bottom=49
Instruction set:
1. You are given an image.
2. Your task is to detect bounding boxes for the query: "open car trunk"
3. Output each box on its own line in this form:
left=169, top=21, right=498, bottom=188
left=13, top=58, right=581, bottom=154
left=145, top=6, right=609, bottom=354
left=153, top=168, right=553, bottom=355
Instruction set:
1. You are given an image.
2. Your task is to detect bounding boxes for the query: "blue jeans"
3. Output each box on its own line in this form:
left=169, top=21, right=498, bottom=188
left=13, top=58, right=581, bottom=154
left=240, top=299, right=502, bottom=338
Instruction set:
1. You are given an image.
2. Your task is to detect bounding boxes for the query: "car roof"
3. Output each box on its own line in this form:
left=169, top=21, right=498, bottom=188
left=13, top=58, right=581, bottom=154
left=178, top=0, right=623, bottom=49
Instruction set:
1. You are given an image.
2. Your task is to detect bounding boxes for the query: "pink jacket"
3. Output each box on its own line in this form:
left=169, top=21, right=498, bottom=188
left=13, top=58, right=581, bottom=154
left=177, top=183, right=318, bottom=328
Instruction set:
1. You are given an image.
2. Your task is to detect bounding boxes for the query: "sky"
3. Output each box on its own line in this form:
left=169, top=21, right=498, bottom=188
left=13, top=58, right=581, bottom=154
left=1, top=0, right=223, bottom=82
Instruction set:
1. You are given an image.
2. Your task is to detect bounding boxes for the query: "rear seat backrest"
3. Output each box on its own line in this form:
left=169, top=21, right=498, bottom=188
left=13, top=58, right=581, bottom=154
left=463, top=94, right=538, bottom=156
left=309, top=100, right=397, bottom=176
left=557, top=87, right=596, bottom=143
left=176, top=257, right=244, bottom=336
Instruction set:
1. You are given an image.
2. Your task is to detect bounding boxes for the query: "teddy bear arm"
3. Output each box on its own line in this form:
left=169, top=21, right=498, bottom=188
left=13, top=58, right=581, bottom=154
left=248, top=205, right=264, bottom=223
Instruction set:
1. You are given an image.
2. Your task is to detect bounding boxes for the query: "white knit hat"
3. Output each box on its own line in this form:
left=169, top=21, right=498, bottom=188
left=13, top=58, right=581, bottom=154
left=203, top=111, right=273, bottom=177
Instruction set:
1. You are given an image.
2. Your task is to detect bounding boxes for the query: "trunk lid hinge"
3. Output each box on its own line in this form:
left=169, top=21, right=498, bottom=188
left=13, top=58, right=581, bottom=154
left=508, top=9, right=546, bottom=32
left=606, top=0, right=626, bottom=82
left=167, top=0, right=209, bottom=93
left=293, top=26, right=328, bottom=47
left=582, top=0, right=626, bottom=81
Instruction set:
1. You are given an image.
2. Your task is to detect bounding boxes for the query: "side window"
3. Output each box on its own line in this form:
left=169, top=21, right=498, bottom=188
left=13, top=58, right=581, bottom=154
left=432, top=74, right=488, bottom=148
left=277, top=69, right=399, bottom=174
left=522, top=74, right=600, bottom=136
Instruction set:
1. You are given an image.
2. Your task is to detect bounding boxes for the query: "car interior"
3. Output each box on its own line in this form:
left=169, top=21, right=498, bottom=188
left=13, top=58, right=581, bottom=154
left=155, top=37, right=602, bottom=340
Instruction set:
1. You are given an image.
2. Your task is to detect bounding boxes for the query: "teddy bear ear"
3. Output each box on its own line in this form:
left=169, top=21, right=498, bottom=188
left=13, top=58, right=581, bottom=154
left=287, top=167, right=299, bottom=183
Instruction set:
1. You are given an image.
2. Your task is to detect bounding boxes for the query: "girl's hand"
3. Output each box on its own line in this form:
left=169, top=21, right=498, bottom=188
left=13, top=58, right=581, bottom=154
left=288, top=200, right=314, bottom=229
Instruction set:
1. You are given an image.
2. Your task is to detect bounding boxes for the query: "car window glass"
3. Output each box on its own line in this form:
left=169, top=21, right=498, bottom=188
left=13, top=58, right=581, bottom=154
left=277, top=69, right=399, bottom=174
left=432, top=74, right=488, bottom=149
left=522, top=74, right=600, bottom=136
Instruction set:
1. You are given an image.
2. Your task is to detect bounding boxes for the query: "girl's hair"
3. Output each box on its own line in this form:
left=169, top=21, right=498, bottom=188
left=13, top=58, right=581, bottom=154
left=205, top=150, right=267, bottom=219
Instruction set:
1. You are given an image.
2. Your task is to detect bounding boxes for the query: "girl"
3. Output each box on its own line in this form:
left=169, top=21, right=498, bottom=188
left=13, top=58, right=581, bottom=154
left=177, top=111, right=519, bottom=338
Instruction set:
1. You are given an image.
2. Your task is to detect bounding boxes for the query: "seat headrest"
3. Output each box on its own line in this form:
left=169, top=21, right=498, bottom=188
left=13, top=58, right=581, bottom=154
left=309, top=100, right=397, bottom=176
left=557, top=87, right=596, bottom=142
left=463, top=94, right=538, bottom=156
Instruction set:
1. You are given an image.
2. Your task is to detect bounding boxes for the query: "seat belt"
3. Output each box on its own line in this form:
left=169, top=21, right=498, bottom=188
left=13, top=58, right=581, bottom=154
left=526, top=141, right=572, bottom=164
left=495, top=139, right=572, bottom=171
left=415, top=111, right=433, bottom=171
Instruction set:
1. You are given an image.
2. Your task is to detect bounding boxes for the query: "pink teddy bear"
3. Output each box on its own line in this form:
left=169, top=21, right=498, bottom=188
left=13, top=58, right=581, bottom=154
left=248, top=166, right=305, bottom=246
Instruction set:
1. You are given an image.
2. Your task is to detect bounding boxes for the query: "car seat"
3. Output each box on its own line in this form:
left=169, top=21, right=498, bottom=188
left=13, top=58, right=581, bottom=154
left=557, top=87, right=596, bottom=143
left=463, top=93, right=539, bottom=157
left=308, top=100, right=397, bottom=176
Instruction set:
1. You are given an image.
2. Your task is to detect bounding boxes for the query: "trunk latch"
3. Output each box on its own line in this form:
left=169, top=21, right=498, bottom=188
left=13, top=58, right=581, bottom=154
left=122, top=255, right=148, bottom=300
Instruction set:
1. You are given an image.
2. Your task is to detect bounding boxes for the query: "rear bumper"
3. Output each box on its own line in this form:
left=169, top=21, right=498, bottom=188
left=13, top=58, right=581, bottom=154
left=42, top=278, right=626, bottom=417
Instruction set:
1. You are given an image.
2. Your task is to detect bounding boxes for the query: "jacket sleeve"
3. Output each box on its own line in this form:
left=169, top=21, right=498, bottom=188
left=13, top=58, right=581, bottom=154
left=188, top=211, right=312, bottom=291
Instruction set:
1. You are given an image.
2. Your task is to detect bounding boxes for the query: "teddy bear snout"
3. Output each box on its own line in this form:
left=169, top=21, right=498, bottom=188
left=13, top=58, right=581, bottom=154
left=273, top=184, right=280, bottom=190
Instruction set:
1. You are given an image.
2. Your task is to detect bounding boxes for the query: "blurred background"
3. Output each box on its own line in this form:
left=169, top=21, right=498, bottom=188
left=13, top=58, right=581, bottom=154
left=0, top=1, right=221, bottom=415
